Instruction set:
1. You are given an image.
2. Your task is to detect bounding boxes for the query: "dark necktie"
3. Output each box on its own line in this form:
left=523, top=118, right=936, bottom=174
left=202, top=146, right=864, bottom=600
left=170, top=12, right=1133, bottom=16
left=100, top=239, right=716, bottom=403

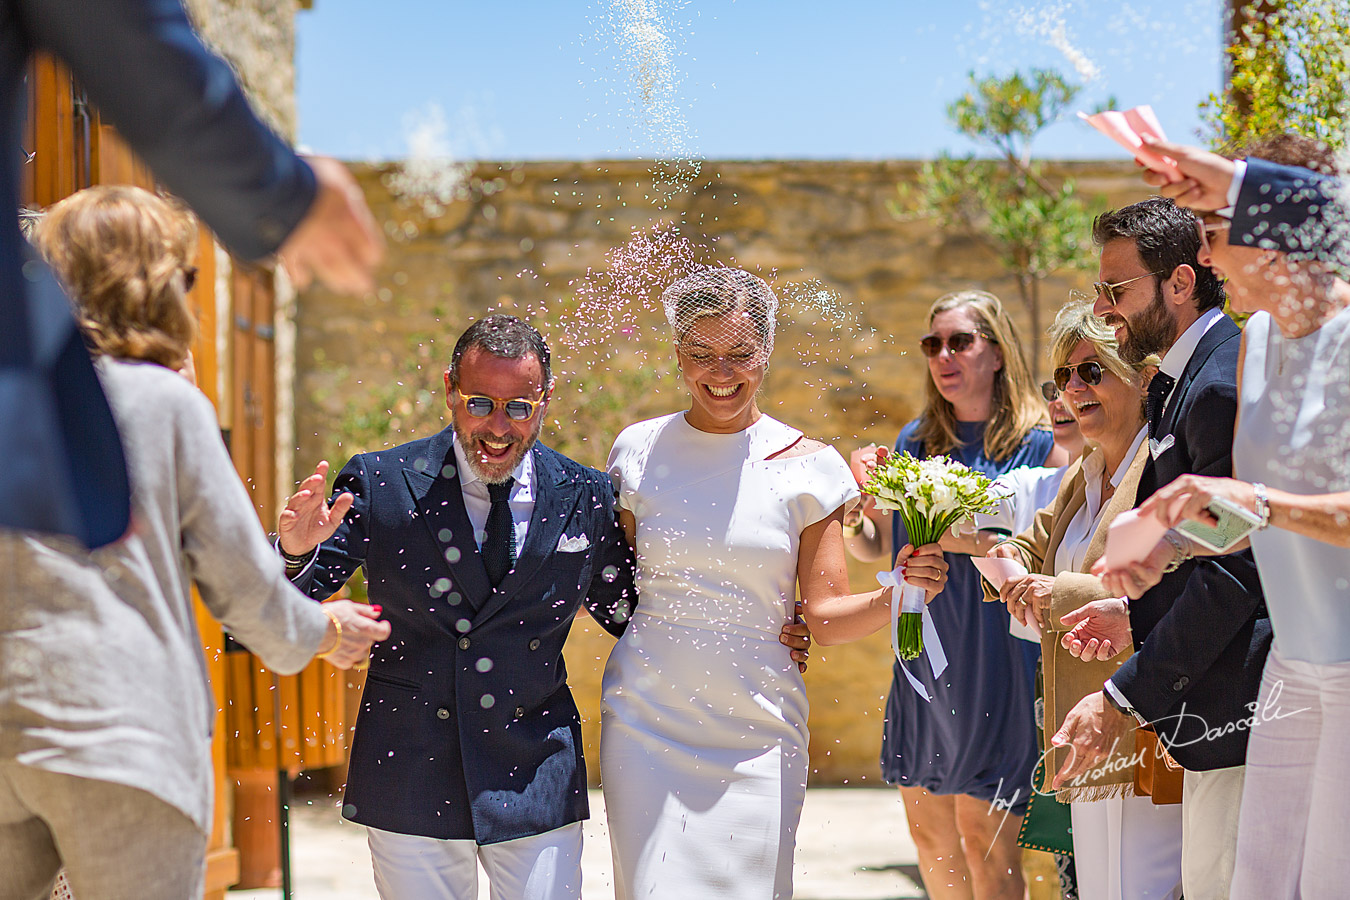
left=482, top=478, right=516, bottom=587
left=1146, top=372, right=1176, bottom=439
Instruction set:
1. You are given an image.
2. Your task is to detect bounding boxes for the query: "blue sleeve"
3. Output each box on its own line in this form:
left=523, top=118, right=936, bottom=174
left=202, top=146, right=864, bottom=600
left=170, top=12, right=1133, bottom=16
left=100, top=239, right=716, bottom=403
left=1232, top=158, right=1344, bottom=262
left=21, top=0, right=316, bottom=259
left=580, top=471, right=637, bottom=638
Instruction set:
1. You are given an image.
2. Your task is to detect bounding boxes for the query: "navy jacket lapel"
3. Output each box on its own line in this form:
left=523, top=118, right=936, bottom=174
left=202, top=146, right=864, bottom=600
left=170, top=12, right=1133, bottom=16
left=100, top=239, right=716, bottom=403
left=1158, top=315, right=1241, bottom=438
left=403, top=428, right=492, bottom=610
left=472, top=445, right=583, bottom=626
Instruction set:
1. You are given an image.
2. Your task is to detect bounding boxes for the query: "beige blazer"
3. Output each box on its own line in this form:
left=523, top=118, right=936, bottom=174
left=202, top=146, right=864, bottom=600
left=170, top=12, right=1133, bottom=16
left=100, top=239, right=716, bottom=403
left=0, top=359, right=328, bottom=832
left=993, top=438, right=1149, bottom=802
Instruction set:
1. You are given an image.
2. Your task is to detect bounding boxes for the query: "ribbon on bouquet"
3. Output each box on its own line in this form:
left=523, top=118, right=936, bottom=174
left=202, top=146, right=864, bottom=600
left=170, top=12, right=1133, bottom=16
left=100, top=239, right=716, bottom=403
left=876, top=566, right=948, bottom=702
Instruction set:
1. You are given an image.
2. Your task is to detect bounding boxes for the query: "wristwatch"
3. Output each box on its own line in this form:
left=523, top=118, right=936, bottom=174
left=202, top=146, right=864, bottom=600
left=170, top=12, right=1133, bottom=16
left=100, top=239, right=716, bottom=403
left=1102, top=681, right=1149, bottom=727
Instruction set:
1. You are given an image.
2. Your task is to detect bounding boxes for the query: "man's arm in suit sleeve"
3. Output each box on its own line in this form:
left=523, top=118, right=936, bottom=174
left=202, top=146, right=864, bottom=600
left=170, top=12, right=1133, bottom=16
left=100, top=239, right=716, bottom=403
left=1111, top=377, right=1265, bottom=721
left=580, top=474, right=637, bottom=638
left=23, top=0, right=316, bottom=260
left=290, top=455, right=372, bottom=601
left=1233, top=158, right=1344, bottom=261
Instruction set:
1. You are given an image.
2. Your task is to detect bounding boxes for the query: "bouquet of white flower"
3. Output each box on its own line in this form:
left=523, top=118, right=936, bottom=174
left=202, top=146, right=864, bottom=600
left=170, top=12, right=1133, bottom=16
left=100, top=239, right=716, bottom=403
left=863, top=452, right=1000, bottom=660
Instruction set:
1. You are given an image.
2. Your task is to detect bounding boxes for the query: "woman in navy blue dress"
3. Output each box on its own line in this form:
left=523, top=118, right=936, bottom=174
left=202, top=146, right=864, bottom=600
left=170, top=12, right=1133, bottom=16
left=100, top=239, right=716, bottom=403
left=844, top=290, right=1058, bottom=899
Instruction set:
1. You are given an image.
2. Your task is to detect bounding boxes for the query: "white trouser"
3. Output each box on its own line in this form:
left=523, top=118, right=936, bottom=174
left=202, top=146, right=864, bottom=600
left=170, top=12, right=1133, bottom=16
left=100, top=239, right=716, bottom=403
left=1070, top=794, right=1183, bottom=900
left=1231, top=650, right=1350, bottom=899
left=1180, top=764, right=1245, bottom=900
left=367, top=822, right=584, bottom=900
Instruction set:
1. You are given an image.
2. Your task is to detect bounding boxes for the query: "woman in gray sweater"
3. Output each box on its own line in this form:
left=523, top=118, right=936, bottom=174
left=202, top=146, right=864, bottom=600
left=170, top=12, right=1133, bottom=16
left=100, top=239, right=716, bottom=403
left=0, top=186, right=388, bottom=900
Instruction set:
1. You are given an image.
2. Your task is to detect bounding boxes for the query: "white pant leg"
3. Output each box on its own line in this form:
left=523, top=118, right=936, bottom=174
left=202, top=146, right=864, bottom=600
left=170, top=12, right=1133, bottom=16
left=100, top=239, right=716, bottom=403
left=1118, top=795, right=1183, bottom=899
left=1230, top=651, right=1320, bottom=899
left=478, top=823, right=583, bottom=900
left=1071, top=796, right=1182, bottom=900
left=1181, top=764, right=1246, bottom=900
left=367, top=827, right=479, bottom=900
left=1295, top=658, right=1350, bottom=897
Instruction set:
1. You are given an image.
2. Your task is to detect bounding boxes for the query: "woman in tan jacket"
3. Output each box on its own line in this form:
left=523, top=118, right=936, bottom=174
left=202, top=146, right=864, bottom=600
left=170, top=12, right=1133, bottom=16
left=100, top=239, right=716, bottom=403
left=985, top=299, right=1181, bottom=900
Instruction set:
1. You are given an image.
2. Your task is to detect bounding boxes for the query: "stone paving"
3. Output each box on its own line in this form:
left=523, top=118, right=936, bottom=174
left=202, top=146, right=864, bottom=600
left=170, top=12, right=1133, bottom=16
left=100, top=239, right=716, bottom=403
left=235, top=787, right=933, bottom=900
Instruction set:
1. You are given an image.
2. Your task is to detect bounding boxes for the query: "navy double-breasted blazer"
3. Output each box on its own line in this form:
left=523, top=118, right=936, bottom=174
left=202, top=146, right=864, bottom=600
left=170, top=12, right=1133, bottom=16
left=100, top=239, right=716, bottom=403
left=1115, top=315, right=1272, bottom=772
left=293, top=426, right=636, bottom=842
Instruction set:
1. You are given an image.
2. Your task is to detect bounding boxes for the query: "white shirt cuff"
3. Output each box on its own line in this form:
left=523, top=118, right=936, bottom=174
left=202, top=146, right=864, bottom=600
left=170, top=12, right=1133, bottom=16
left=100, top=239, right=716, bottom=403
left=1220, top=158, right=1247, bottom=218
left=1103, top=678, right=1146, bottom=725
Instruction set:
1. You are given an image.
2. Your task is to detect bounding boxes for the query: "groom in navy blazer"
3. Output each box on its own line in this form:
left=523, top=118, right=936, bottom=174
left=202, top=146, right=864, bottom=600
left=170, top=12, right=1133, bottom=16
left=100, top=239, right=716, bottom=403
left=279, top=316, right=636, bottom=899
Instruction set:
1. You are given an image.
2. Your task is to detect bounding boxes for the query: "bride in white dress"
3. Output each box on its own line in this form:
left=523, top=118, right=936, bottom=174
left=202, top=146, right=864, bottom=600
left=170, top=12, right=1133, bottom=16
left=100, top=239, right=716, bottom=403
left=601, top=269, right=949, bottom=898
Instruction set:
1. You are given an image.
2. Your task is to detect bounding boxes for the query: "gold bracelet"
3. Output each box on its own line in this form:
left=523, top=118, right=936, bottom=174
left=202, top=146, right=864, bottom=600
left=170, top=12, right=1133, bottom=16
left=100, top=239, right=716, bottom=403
left=317, top=606, right=342, bottom=658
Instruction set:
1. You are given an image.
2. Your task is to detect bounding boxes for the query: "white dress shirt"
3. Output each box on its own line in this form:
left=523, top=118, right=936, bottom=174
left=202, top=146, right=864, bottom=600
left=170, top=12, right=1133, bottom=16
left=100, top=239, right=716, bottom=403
left=1055, top=427, right=1148, bottom=576
left=452, top=432, right=535, bottom=553
left=1156, top=306, right=1227, bottom=418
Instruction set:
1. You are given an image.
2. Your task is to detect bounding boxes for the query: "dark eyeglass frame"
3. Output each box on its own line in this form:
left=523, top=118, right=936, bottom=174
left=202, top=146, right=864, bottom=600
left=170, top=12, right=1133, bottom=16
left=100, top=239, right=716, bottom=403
left=182, top=266, right=198, bottom=293
left=918, top=331, right=990, bottom=358
left=1052, top=361, right=1105, bottom=392
left=1092, top=271, right=1165, bottom=307
left=456, top=390, right=546, bottom=421
left=1040, top=380, right=1060, bottom=402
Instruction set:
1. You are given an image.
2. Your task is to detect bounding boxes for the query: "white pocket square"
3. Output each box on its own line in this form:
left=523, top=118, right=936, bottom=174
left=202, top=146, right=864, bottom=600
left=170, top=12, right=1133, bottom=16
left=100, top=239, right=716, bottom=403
left=1149, top=434, right=1175, bottom=458
left=557, top=533, right=590, bottom=553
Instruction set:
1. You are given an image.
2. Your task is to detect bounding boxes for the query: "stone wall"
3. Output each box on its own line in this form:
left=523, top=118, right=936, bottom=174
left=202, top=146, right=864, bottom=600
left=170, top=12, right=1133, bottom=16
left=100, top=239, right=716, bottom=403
left=294, top=158, right=1152, bottom=783
left=183, top=0, right=300, bottom=139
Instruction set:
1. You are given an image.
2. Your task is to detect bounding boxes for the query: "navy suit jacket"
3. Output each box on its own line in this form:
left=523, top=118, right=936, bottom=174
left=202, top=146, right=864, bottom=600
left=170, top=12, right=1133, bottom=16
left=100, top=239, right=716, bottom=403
left=1116, top=315, right=1272, bottom=771
left=292, top=427, right=637, bottom=842
left=1232, top=157, right=1344, bottom=264
left=1, top=0, right=315, bottom=546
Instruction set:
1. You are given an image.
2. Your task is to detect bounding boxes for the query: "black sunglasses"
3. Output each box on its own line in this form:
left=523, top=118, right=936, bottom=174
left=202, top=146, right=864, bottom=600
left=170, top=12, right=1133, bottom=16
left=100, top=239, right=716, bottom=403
left=182, top=265, right=198, bottom=293
left=457, top=391, right=545, bottom=421
left=919, top=331, right=989, bottom=358
left=1040, top=381, right=1059, bottom=402
left=1052, top=361, right=1105, bottom=392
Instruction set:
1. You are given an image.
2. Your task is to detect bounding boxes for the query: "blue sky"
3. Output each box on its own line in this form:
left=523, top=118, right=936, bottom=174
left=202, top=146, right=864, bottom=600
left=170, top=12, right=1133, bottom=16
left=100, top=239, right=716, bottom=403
left=296, top=0, right=1224, bottom=162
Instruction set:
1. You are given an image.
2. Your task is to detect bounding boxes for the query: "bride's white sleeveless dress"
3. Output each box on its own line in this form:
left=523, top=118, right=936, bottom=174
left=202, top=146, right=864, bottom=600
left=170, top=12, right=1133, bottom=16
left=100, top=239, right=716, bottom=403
left=601, top=413, right=858, bottom=898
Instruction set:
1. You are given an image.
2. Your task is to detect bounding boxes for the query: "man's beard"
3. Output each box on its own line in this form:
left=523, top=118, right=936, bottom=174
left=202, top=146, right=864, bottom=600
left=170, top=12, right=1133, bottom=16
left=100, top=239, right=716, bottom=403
left=451, top=411, right=542, bottom=484
left=1118, top=286, right=1178, bottom=365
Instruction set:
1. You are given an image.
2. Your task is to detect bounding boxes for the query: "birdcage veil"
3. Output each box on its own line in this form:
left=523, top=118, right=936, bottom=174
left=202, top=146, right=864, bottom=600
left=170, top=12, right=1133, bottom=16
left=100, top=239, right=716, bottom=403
left=661, top=267, right=778, bottom=362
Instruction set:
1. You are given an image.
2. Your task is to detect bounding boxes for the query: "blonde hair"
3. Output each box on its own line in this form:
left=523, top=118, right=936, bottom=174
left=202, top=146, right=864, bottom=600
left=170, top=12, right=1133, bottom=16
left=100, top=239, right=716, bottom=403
left=915, top=290, right=1047, bottom=462
left=1048, top=298, right=1156, bottom=384
left=34, top=185, right=198, bottom=369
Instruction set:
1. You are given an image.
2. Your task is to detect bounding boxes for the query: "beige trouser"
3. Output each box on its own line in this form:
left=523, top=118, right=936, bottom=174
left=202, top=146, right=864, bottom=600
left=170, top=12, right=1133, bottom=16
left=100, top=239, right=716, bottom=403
left=0, top=762, right=206, bottom=900
left=1180, top=764, right=1246, bottom=900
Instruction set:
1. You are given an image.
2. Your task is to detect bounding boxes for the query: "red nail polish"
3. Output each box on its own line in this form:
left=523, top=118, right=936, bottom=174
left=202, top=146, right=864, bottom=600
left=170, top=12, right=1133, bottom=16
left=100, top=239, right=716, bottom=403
left=371, top=605, right=382, bottom=614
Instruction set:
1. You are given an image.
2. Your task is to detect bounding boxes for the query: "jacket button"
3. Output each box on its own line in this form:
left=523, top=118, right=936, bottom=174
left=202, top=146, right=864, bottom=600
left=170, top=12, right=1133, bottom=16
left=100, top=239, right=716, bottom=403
left=1173, top=676, right=1189, bottom=691
left=458, top=637, right=470, bottom=651
left=528, top=639, right=541, bottom=651
left=515, top=706, right=525, bottom=718
left=436, top=707, right=450, bottom=720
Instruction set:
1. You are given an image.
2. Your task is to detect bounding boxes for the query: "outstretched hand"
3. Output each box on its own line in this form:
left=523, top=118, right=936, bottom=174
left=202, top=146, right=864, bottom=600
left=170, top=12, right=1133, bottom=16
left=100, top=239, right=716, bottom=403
left=1050, top=690, right=1133, bottom=790
left=317, top=600, right=391, bottom=669
left=279, top=461, right=354, bottom=556
left=1091, top=538, right=1172, bottom=600
left=1138, top=138, right=1237, bottom=211
left=1059, top=598, right=1131, bottom=661
left=279, top=156, right=385, bottom=295
left=896, top=542, right=948, bottom=603
left=1138, top=474, right=1255, bottom=532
